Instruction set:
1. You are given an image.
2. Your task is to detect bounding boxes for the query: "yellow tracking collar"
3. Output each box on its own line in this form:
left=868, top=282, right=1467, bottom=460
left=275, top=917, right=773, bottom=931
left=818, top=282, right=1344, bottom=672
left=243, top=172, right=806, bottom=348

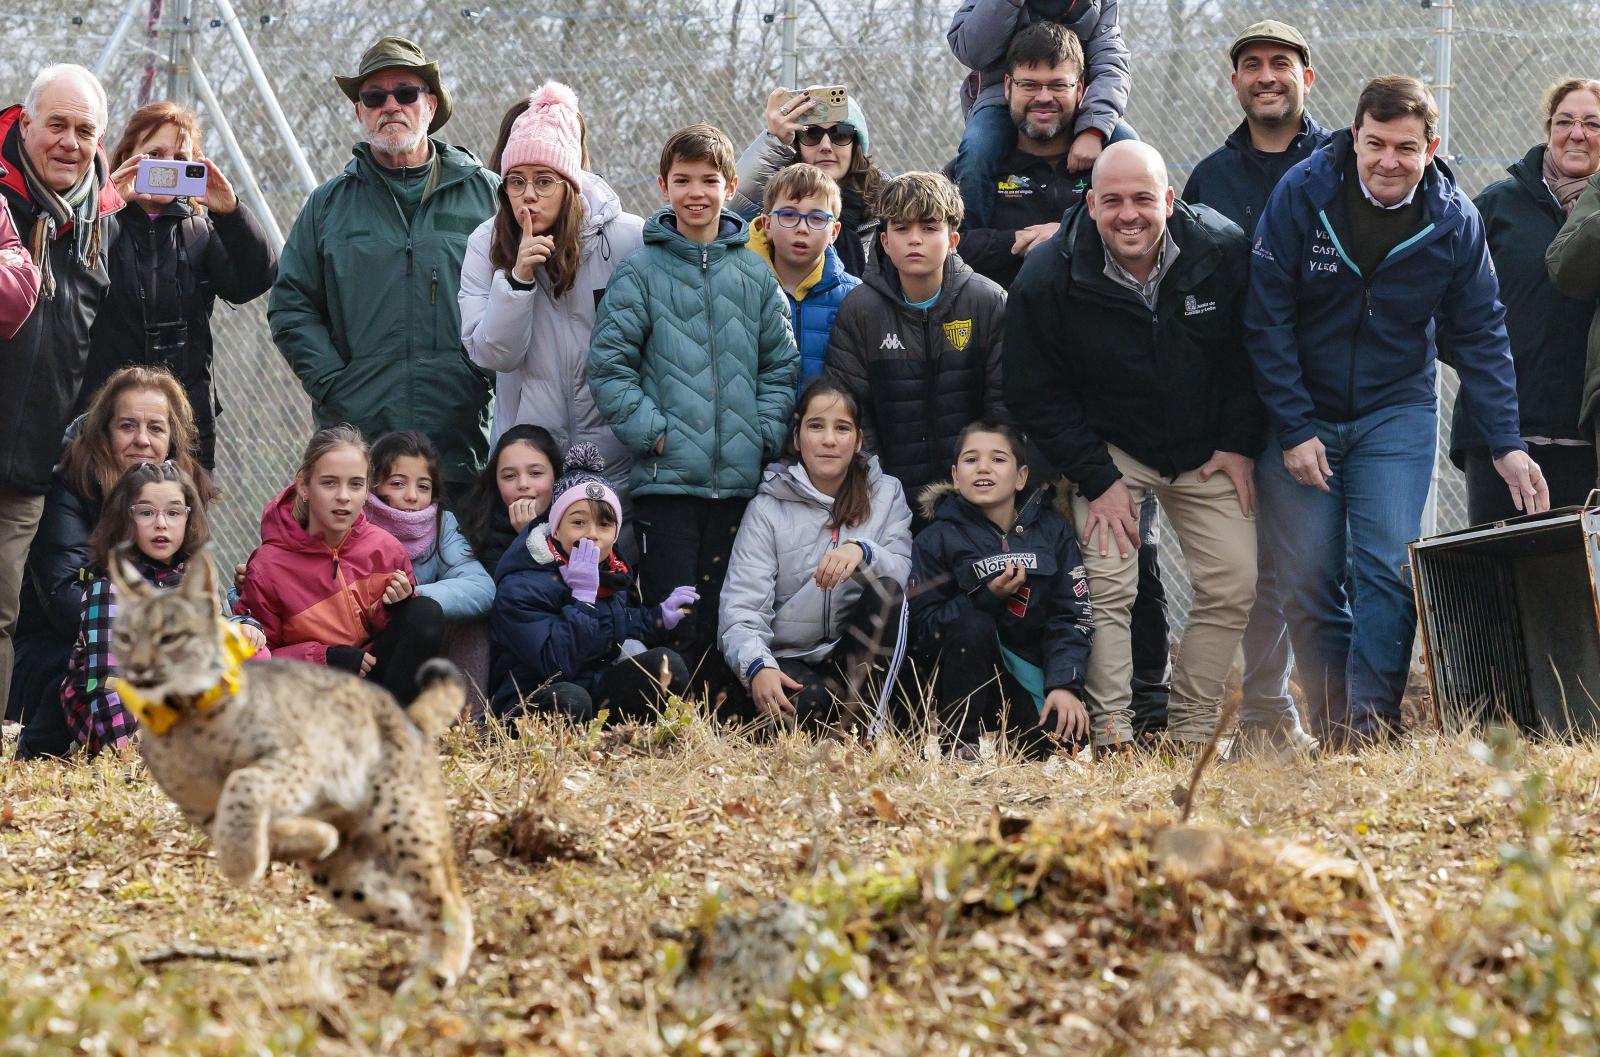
left=110, top=619, right=258, bottom=737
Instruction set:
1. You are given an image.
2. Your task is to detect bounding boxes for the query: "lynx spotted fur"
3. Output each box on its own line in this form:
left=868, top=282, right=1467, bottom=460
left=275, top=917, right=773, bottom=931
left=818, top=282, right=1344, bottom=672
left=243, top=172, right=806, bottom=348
left=108, top=551, right=473, bottom=988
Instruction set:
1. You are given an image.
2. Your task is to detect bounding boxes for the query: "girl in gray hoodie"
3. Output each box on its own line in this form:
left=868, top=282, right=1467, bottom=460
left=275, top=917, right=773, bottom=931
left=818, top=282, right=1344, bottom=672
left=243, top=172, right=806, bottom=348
left=719, top=379, right=913, bottom=731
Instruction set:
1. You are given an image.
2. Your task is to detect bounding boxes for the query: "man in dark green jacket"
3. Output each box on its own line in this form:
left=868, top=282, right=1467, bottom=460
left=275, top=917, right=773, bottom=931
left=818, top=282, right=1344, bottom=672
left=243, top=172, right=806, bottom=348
left=269, top=36, right=496, bottom=494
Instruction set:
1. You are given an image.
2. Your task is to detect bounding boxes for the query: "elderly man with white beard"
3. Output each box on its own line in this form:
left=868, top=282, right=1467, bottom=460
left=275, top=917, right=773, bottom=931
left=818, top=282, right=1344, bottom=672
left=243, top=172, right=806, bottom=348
left=269, top=36, right=498, bottom=501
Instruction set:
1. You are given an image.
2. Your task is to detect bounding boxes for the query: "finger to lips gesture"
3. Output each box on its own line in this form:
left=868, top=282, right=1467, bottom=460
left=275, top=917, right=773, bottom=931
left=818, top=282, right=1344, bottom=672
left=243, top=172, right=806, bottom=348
left=513, top=206, right=553, bottom=284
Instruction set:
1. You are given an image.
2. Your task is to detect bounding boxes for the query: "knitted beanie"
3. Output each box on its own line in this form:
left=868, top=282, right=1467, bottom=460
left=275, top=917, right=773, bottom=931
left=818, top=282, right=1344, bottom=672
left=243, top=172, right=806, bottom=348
left=499, top=81, right=584, bottom=187
left=548, top=443, right=621, bottom=529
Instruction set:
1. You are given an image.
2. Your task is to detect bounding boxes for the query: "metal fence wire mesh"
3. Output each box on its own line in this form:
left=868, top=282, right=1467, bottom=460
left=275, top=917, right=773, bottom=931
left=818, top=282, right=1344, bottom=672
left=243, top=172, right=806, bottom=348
left=2, top=0, right=1595, bottom=625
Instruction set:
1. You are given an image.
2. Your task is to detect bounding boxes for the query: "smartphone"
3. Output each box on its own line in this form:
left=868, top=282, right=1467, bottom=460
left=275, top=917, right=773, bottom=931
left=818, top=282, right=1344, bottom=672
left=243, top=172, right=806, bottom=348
left=791, top=84, right=850, bottom=128
left=134, top=158, right=208, bottom=198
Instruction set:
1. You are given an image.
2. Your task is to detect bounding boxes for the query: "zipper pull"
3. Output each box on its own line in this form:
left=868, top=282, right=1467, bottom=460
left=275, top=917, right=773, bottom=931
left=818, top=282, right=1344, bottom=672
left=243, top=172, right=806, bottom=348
left=701, top=247, right=709, bottom=272
left=406, top=237, right=413, bottom=275
left=331, top=556, right=339, bottom=582
left=430, top=267, right=438, bottom=305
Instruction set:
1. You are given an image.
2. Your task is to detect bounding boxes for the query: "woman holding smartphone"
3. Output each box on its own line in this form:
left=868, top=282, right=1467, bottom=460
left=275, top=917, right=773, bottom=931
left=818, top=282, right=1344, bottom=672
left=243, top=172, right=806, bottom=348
left=94, top=102, right=278, bottom=470
left=731, top=86, right=887, bottom=279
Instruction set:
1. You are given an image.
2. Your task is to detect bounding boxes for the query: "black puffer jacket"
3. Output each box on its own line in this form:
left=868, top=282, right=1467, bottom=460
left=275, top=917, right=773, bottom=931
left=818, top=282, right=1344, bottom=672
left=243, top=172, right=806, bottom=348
left=823, top=252, right=1006, bottom=499
left=82, top=199, right=277, bottom=468
left=1005, top=199, right=1261, bottom=499
left=1448, top=144, right=1596, bottom=462
left=4, top=470, right=100, bottom=724
left=908, top=481, right=1092, bottom=694
left=0, top=106, right=123, bottom=495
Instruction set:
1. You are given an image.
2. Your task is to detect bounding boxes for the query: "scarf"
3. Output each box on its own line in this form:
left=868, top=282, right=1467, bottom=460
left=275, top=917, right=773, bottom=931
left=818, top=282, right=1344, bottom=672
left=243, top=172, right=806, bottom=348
left=362, top=495, right=438, bottom=560
left=16, top=142, right=107, bottom=300
left=1543, top=147, right=1592, bottom=214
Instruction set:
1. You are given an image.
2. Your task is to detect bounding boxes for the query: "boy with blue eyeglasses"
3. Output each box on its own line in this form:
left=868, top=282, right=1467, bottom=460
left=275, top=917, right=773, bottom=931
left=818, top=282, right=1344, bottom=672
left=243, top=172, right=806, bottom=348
left=748, top=164, right=861, bottom=390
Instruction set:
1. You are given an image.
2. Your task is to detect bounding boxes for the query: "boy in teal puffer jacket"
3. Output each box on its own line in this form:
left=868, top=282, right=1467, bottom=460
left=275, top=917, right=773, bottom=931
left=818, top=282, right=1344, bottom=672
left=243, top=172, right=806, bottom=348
left=587, top=124, right=800, bottom=686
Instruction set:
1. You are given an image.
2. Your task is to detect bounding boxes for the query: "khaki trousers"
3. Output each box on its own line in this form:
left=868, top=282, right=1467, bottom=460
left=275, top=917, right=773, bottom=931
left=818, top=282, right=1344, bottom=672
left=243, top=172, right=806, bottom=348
left=0, top=491, right=45, bottom=712
left=1070, top=447, right=1257, bottom=745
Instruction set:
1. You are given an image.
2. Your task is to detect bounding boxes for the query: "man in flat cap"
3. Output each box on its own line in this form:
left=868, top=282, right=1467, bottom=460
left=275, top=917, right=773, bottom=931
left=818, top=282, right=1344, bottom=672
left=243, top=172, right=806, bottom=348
left=1182, top=19, right=1332, bottom=756
left=270, top=36, right=497, bottom=497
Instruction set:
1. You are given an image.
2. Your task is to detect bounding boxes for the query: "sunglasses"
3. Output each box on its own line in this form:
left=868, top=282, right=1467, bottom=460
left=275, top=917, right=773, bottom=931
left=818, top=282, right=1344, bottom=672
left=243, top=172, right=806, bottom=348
left=358, top=85, right=428, bottom=109
left=797, top=123, right=858, bottom=148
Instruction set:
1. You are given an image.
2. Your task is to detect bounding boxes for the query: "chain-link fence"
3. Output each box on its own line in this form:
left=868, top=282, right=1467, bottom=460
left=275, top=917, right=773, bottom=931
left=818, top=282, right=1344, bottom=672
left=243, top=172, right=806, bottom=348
left=1, top=0, right=1595, bottom=613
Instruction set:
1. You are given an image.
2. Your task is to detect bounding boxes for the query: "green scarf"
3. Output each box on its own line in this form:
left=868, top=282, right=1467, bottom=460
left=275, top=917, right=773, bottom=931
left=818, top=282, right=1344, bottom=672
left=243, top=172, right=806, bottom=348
left=16, top=144, right=107, bottom=300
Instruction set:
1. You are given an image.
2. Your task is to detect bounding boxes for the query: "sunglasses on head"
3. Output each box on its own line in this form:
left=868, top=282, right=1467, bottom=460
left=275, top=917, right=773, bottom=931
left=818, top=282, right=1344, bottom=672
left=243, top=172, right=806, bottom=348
left=358, top=85, right=428, bottom=109
left=797, top=123, right=858, bottom=148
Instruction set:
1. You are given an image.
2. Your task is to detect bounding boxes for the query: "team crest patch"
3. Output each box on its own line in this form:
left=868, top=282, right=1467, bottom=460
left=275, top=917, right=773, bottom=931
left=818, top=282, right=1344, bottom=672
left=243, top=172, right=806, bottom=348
left=943, top=318, right=973, bottom=352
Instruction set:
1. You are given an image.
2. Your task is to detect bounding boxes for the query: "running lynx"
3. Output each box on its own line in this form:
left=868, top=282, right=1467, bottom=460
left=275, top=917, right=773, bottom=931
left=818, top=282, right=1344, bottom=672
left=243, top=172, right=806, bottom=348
left=107, top=550, right=473, bottom=988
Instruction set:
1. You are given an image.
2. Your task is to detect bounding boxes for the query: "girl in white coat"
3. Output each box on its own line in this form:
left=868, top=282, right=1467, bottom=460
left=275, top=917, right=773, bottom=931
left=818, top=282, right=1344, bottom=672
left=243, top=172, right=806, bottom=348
left=459, top=82, right=644, bottom=511
left=719, top=378, right=914, bottom=731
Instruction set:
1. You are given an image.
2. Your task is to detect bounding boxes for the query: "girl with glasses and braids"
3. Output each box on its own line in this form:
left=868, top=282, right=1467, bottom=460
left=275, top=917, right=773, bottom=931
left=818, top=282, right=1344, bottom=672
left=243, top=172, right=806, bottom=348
left=732, top=88, right=885, bottom=279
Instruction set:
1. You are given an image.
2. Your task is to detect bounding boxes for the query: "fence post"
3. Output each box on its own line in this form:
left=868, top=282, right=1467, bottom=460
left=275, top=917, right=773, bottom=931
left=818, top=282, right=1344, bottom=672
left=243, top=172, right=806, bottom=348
left=93, top=0, right=146, bottom=79
left=212, top=0, right=320, bottom=193
left=1432, top=0, right=1455, bottom=158
left=781, top=0, right=798, bottom=88
left=1424, top=0, right=1458, bottom=538
left=189, top=52, right=285, bottom=250
left=164, top=0, right=196, bottom=103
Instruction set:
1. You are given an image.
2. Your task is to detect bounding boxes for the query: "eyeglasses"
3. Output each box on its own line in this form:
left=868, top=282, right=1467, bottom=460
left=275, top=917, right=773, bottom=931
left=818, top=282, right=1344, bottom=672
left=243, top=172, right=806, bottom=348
left=797, top=123, right=858, bottom=147
left=357, top=85, right=427, bottom=109
left=1552, top=117, right=1600, bottom=136
left=1009, top=78, right=1080, bottom=96
left=131, top=503, right=191, bottom=525
left=504, top=173, right=566, bottom=197
left=769, top=208, right=836, bottom=231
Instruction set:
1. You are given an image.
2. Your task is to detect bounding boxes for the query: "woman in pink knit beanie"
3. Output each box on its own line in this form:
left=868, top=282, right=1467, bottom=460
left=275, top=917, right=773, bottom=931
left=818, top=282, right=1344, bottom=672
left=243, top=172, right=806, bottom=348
left=459, top=82, right=645, bottom=544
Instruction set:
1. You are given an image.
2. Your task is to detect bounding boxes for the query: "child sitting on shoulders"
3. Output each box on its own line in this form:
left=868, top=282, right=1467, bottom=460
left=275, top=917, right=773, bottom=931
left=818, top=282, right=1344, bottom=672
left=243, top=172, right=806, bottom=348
left=489, top=444, right=698, bottom=724
left=909, top=419, right=1092, bottom=759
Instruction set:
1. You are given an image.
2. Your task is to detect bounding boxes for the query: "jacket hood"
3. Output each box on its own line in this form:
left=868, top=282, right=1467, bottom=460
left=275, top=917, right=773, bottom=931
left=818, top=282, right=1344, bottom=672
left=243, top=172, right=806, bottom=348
left=863, top=250, right=975, bottom=313
left=1300, top=128, right=1466, bottom=230
left=579, top=171, right=623, bottom=239
left=259, top=483, right=375, bottom=557
left=497, top=522, right=561, bottom=581
left=1505, top=143, right=1562, bottom=211
left=747, top=221, right=846, bottom=300
left=643, top=205, right=749, bottom=260
left=0, top=104, right=125, bottom=218
left=916, top=478, right=1058, bottom=527
left=757, top=454, right=886, bottom=509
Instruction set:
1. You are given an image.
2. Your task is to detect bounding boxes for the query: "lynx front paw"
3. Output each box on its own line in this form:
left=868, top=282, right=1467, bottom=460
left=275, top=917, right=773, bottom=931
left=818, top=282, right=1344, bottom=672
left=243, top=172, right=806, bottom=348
left=215, top=839, right=268, bottom=885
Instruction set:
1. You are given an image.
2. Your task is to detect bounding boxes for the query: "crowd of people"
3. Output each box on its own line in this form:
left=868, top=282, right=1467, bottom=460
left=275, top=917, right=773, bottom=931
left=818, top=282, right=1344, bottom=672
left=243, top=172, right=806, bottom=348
left=2, top=3, right=1597, bottom=764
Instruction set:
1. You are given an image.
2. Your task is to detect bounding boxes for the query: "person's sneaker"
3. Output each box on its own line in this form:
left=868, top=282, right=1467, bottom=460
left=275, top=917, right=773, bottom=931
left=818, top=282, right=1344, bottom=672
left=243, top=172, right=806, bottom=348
left=1234, top=722, right=1319, bottom=761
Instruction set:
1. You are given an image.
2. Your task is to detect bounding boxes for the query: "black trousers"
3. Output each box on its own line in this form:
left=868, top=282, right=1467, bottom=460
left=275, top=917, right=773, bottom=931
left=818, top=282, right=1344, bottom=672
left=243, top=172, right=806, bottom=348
left=722, top=576, right=905, bottom=732
left=370, top=595, right=445, bottom=706
left=633, top=494, right=748, bottom=689
left=925, top=609, right=1069, bottom=758
left=1129, top=493, right=1173, bottom=735
left=524, top=646, right=689, bottom=725
left=1462, top=443, right=1598, bottom=526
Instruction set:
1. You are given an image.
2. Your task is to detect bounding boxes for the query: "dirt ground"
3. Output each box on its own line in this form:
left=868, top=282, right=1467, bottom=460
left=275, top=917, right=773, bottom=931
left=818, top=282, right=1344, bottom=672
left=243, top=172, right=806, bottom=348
left=2, top=705, right=1597, bottom=1057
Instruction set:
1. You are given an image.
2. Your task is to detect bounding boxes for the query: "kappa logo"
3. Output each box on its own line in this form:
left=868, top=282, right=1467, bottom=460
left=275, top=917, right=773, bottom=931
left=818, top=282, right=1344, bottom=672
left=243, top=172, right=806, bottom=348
left=880, top=332, right=906, bottom=350
left=943, top=318, right=973, bottom=353
left=1183, top=294, right=1217, bottom=316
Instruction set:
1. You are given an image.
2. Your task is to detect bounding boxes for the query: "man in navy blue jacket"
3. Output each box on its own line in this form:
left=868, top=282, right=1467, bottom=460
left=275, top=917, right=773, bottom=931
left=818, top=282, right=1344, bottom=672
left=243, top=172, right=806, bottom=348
left=1184, top=19, right=1331, bottom=755
left=1246, top=76, right=1548, bottom=748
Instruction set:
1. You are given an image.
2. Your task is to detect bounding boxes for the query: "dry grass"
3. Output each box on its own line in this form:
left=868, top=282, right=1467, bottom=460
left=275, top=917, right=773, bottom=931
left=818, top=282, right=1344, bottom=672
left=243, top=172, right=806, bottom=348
left=2, top=705, right=1598, bottom=1057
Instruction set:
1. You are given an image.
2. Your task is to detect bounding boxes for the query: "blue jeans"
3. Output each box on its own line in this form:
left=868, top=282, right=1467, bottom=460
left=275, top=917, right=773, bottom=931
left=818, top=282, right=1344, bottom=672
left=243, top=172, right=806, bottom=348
left=953, top=107, right=1140, bottom=228
left=1237, top=491, right=1305, bottom=737
left=1257, top=403, right=1436, bottom=743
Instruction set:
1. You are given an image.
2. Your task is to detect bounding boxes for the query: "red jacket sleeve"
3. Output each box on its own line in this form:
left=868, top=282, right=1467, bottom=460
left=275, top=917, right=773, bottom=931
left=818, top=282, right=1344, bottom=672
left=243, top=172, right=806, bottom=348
left=0, top=198, right=40, bottom=341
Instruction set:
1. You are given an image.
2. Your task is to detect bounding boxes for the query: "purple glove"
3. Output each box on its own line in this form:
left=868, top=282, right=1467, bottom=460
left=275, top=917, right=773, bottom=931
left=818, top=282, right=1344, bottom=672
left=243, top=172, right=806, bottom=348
left=659, top=585, right=699, bottom=630
left=560, top=538, right=602, bottom=604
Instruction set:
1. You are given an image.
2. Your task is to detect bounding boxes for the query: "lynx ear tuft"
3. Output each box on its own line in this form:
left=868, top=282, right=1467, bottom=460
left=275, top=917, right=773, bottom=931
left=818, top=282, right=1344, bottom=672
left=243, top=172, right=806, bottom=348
left=181, top=548, right=218, bottom=603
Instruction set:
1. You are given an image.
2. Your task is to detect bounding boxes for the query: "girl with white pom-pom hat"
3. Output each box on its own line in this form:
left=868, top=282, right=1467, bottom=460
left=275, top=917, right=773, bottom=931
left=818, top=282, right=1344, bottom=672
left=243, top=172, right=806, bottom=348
left=459, top=81, right=644, bottom=521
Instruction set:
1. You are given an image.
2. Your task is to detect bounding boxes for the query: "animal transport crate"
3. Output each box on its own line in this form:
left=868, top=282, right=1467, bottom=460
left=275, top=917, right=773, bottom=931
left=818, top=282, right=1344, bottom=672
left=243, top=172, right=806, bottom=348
left=1409, top=503, right=1600, bottom=738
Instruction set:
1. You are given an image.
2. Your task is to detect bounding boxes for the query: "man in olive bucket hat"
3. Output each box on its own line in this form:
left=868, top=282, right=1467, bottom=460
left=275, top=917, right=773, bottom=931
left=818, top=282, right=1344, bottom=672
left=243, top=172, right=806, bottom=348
left=270, top=35, right=497, bottom=498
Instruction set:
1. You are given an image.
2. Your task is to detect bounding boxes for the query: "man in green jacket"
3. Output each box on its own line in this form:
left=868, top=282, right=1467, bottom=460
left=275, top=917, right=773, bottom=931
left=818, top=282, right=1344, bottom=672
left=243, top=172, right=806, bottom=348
left=269, top=36, right=497, bottom=495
